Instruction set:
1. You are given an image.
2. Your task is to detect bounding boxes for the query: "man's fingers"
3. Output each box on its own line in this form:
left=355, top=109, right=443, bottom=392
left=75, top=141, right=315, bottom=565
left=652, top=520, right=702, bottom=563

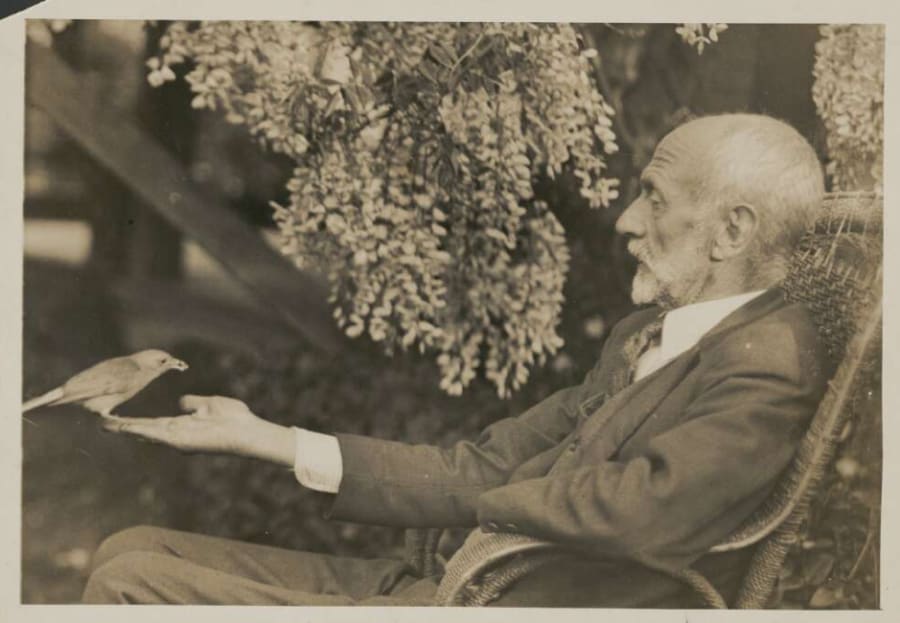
left=101, top=415, right=176, bottom=442
left=100, top=414, right=146, bottom=434
left=179, top=394, right=210, bottom=412
left=100, top=413, right=129, bottom=431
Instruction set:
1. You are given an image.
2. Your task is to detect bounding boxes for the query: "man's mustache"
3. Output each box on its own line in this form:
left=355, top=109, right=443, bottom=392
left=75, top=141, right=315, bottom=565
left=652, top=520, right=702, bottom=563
left=627, top=241, right=650, bottom=264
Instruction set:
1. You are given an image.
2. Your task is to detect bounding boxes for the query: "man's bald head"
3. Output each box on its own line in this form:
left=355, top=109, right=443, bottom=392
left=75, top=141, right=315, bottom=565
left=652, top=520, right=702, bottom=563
left=617, top=114, right=825, bottom=307
left=656, top=114, right=825, bottom=279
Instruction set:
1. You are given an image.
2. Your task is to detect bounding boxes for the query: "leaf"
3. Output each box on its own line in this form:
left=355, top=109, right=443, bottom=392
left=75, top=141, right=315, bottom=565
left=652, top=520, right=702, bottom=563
left=809, top=586, right=842, bottom=609
left=345, top=323, right=365, bottom=338
left=418, top=60, right=440, bottom=84
left=779, top=569, right=806, bottom=592
left=803, top=552, right=836, bottom=586
left=835, top=457, right=860, bottom=479
left=343, top=86, right=362, bottom=114
left=428, top=41, right=456, bottom=68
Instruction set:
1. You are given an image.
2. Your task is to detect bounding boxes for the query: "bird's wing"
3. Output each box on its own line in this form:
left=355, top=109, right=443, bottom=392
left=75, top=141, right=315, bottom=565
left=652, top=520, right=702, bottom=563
left=58, top=357, right=142, bottom=403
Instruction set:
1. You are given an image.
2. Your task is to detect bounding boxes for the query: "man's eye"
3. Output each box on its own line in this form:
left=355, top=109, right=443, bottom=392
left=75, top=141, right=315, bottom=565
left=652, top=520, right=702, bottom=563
left=639, top=182, right=664, bottom=211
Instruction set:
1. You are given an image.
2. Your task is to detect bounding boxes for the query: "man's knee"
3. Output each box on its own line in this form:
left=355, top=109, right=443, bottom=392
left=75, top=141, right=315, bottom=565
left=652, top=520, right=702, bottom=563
left=82, top=551, right=163, bottom=604
left=91, top=525, right=170, bottom=572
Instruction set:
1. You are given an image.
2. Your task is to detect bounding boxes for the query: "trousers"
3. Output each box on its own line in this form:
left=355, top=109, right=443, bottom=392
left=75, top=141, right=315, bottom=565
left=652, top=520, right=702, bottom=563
left=81, top=525, right=719, bottom=606
left=81, top=525, right=439, bottom=605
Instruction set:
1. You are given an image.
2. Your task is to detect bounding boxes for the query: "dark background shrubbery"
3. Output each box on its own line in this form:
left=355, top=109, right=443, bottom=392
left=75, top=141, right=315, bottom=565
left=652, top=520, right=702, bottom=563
left=22, top=23, right=880, bottom=607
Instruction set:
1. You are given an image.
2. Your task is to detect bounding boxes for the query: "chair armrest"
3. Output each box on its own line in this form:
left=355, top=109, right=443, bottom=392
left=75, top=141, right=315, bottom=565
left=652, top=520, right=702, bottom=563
left=434, top=530, right=559, bottom=606
left=432, top=529, right=729, bottom=607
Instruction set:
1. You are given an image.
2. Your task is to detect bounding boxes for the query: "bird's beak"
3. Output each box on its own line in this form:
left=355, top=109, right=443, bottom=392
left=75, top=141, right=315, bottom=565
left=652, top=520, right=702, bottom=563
left=172, top=359, right=189, bottom=371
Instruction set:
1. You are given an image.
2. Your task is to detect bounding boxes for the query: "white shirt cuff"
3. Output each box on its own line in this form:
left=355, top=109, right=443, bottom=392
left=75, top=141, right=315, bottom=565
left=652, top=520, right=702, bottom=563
left=292, top=427, right=343, bottom=494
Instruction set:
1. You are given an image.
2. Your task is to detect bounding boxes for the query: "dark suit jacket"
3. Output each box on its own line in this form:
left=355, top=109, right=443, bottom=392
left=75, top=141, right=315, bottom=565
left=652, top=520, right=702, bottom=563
left=328, top=288, right=829, bottom=606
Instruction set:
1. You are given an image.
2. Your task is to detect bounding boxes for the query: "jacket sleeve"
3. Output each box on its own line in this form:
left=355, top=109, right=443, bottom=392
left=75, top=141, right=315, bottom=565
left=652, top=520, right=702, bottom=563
left=327, top=382, right=582, bottom=527
left=474, top=319, right=827, bottom=573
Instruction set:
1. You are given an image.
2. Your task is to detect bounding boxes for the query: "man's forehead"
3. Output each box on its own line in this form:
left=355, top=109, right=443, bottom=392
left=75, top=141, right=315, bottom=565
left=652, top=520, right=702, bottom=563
left=651, top=125, right=708, bottom=166
left=642, top=128, right=706, bottom=186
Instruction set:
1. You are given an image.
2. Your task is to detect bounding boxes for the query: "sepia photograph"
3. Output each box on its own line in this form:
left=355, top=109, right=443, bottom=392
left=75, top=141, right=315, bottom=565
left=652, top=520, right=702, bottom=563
left=16, top=14, right=884, bottom=611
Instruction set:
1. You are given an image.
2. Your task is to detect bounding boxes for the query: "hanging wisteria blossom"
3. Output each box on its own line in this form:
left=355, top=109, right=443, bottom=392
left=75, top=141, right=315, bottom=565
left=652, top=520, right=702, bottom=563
left=812, top=24, right=884, bottom=191
left=148, top=22, right=620, bottom=397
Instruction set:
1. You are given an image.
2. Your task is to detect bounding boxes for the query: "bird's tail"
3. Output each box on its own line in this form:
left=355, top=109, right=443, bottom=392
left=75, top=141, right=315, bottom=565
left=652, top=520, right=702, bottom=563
left=22, top=387, right=64, bottom=413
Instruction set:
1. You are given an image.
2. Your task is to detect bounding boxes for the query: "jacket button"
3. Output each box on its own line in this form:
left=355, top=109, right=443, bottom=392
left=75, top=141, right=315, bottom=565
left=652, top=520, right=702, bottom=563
left=568, top=435, right=580, bottom=452
left=503, top=522, right=518, bottom=532
left=485, top=521, right=500, bottom=532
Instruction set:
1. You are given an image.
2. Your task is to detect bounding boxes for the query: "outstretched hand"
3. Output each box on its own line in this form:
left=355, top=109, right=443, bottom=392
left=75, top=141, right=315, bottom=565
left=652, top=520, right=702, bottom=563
left=102, top=395, right=295, bottom=466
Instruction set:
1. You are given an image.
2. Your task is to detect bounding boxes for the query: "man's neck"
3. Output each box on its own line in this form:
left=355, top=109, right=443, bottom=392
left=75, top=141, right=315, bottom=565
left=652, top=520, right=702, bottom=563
left=677, top=267, right=779, bottom=308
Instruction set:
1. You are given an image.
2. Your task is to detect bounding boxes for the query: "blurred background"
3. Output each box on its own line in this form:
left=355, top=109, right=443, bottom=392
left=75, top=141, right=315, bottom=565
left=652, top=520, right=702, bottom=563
left=22, top=21, right=881, bottom=606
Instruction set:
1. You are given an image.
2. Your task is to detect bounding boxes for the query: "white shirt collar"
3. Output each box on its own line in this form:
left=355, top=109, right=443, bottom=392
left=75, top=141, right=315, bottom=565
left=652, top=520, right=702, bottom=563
left=657, top=289, right=767, bottom=365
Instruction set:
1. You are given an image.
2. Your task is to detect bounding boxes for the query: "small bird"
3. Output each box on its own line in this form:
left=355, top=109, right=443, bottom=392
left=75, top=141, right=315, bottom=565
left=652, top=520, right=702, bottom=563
left=22, top=349, right=189, bottom=417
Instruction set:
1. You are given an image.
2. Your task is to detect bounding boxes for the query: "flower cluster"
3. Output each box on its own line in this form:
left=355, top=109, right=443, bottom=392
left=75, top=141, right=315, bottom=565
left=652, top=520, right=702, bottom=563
left=25, top=19, right=73, bottom=47
left=149, top=22, right=619, bottom=397
left=675, top=23, right=728, bottom=54
left=812, top=24, right=884, bottom=191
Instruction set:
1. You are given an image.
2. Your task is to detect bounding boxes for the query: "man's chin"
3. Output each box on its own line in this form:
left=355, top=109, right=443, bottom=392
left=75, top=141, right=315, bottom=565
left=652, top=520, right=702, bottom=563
left=631, top=273, right=680, bottom=309
left=630, top=273, right=661, bottom=306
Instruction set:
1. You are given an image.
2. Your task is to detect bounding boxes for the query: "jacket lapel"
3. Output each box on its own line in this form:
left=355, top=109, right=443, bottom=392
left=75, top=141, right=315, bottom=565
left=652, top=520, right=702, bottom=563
left=579, top=346, right=700, bottom=460
left=577, top=287, right=788, bottom=462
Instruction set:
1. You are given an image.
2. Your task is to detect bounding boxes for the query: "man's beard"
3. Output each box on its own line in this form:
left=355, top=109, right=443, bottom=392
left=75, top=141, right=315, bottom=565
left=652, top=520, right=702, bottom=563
left=628, top=240, right=712, bottom=309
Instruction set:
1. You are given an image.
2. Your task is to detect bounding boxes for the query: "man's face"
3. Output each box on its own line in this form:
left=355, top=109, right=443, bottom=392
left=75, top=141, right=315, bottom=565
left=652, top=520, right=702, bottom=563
left=615, top=128, right=719, bottom=309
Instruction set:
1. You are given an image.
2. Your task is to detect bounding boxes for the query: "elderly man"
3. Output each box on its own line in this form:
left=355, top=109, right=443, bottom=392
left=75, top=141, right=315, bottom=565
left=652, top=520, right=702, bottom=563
left=84, top=113, right=828, bottom=606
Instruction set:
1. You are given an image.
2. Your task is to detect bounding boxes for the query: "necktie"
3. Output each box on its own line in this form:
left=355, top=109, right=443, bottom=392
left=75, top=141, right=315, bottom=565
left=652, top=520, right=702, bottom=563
left=615, top=313, right=665, bottom=392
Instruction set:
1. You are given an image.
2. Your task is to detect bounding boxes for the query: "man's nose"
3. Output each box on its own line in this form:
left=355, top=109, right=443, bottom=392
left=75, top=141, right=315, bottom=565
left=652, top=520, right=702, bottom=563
left=615, top=198, right=645, bottom=238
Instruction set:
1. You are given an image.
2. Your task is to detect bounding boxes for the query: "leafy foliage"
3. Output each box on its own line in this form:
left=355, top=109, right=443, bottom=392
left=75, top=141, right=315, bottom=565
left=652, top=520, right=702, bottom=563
left=776, top=377, right=881, bottom=609
left=24, top=19, right=72, bottom=47
left=812, top=24, right=884, bottom=190
left=674, top=23, right=728, bottom=54
left=148, top=22, right=619, bottom=397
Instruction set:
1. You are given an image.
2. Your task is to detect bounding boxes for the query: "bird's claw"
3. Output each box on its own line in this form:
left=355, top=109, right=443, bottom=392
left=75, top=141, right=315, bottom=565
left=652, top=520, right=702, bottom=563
left=100, top=413, right=127, bottom=431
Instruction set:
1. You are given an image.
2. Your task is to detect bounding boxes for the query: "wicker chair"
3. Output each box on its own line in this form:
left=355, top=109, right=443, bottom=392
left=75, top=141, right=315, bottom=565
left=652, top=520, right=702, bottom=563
left=406, top=191, right=883, bottom=608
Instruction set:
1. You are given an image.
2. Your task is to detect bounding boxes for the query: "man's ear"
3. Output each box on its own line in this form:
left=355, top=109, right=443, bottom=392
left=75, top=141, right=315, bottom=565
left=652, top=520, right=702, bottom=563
left=710, top=204, right=759, bottom=261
